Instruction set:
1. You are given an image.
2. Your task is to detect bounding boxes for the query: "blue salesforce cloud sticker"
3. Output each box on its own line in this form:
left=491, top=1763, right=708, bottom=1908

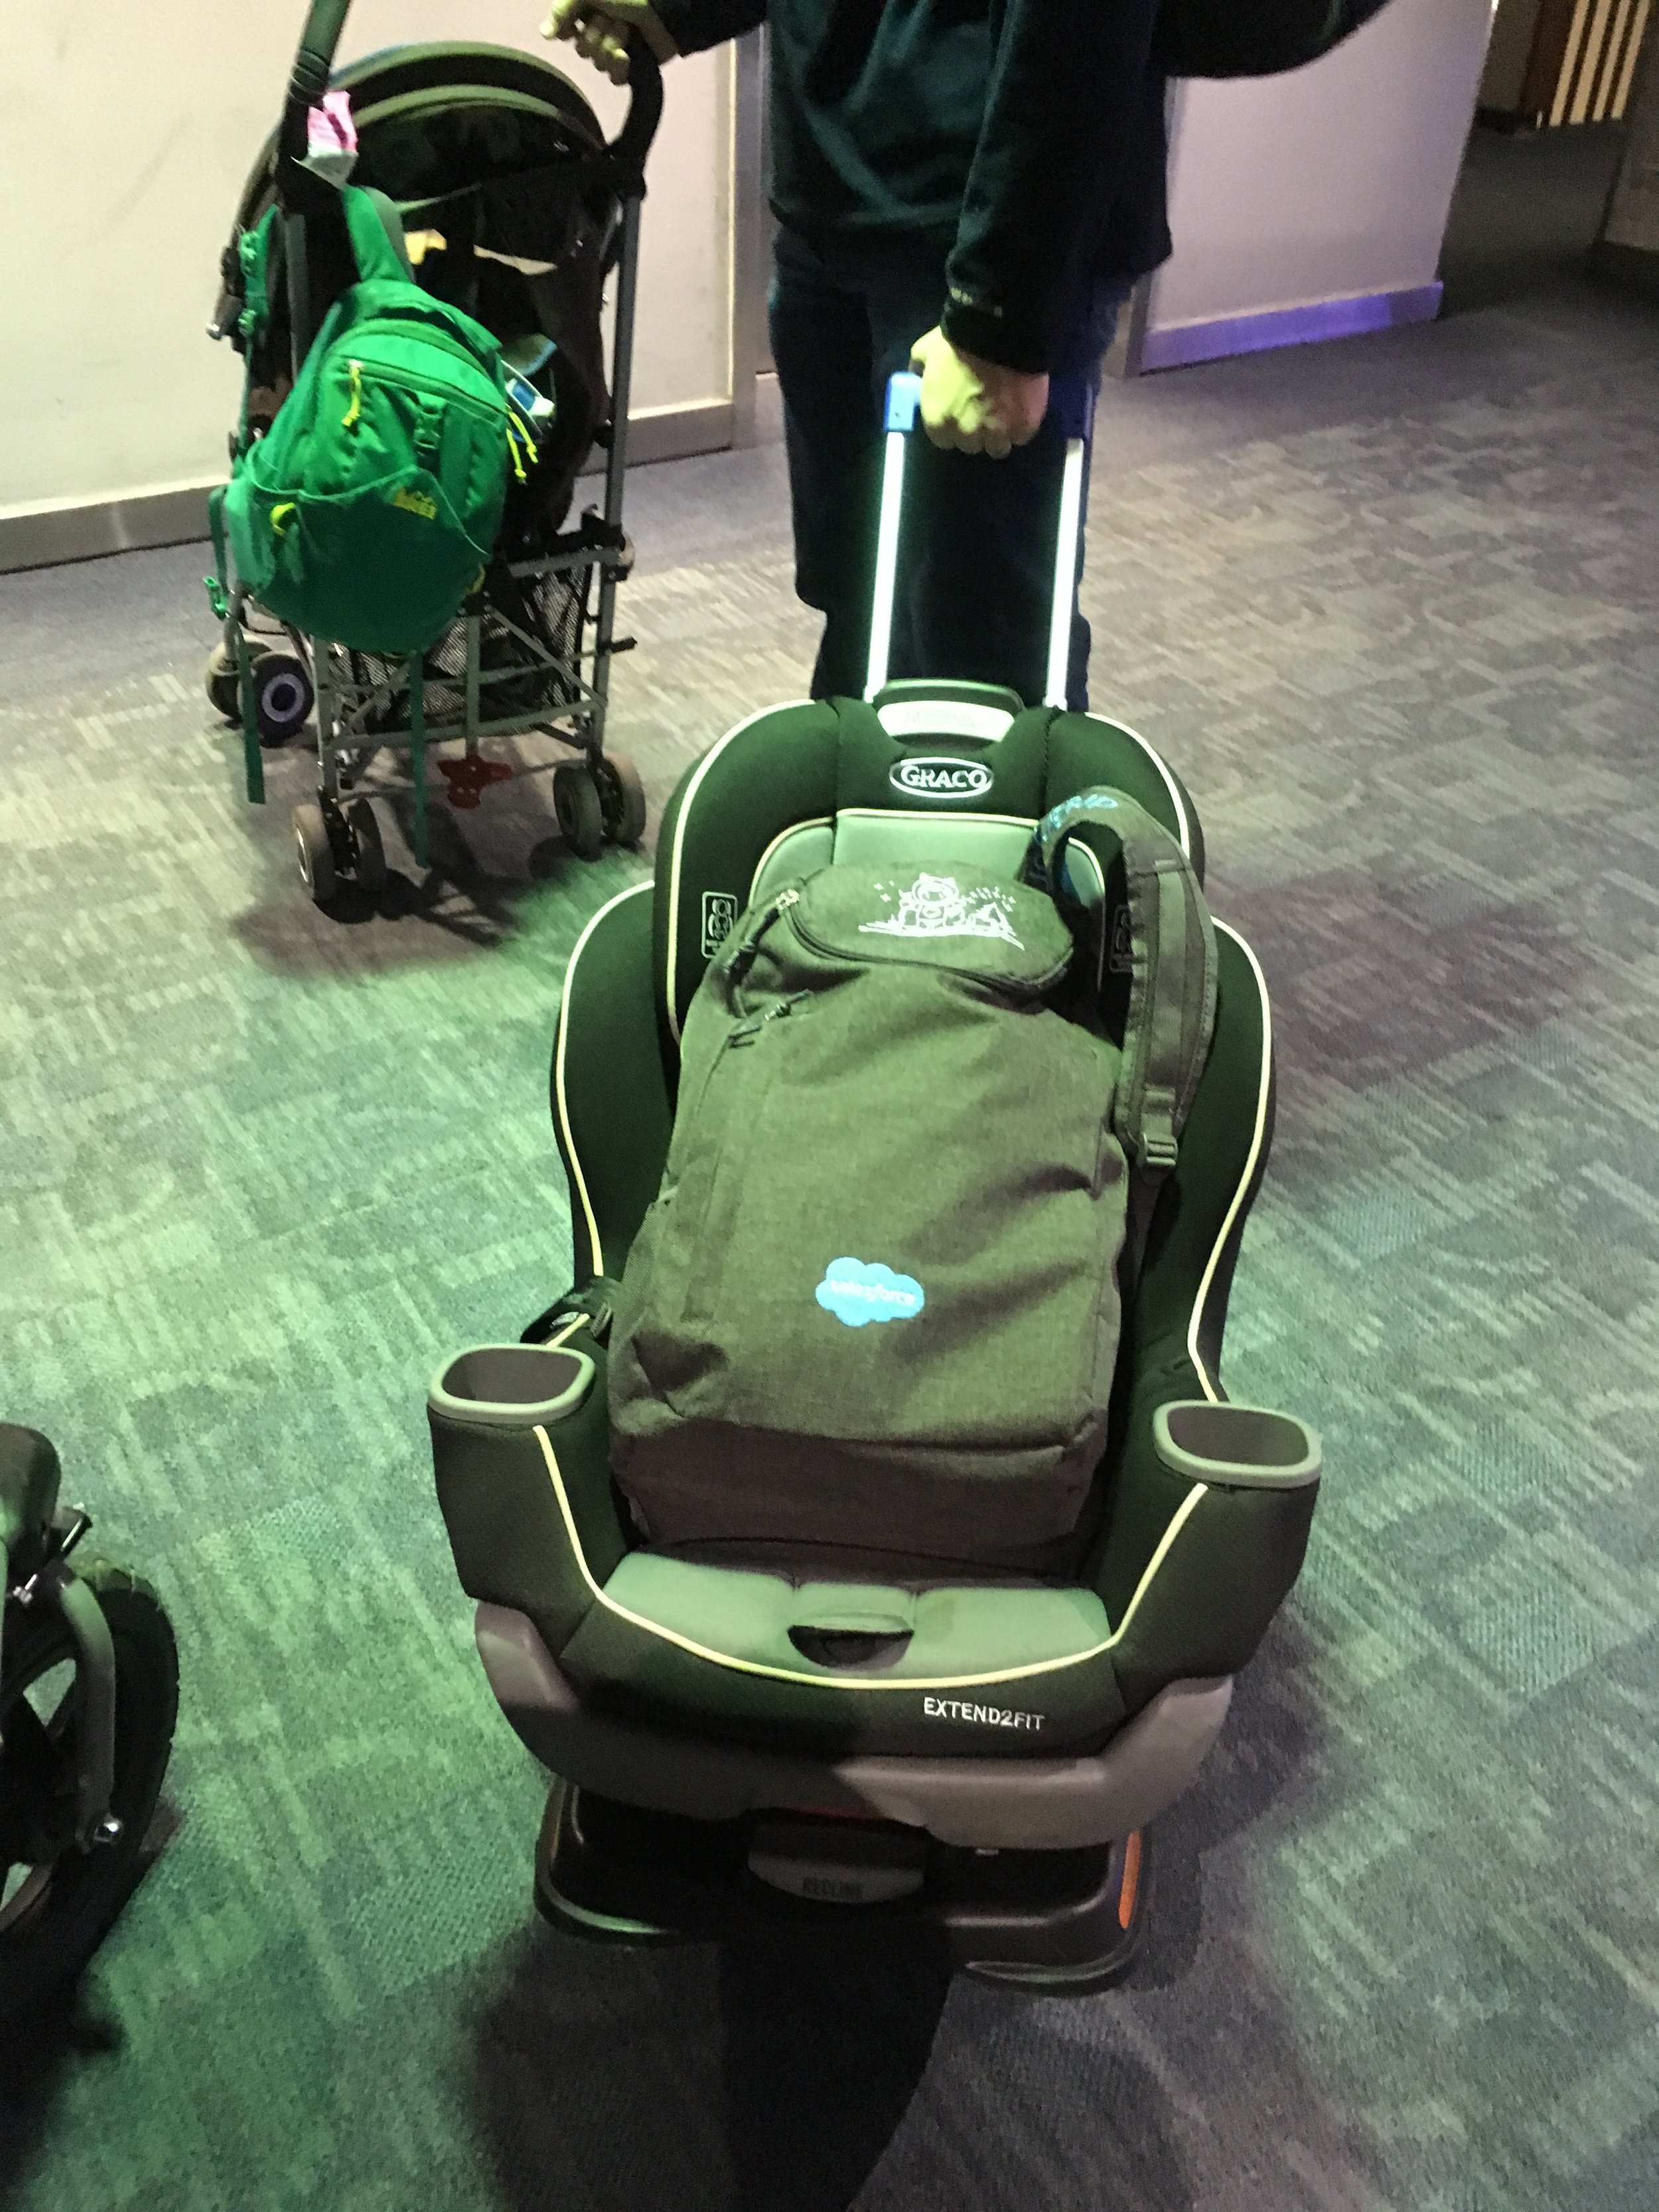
left=816, top=1256, right=925, bottom=1328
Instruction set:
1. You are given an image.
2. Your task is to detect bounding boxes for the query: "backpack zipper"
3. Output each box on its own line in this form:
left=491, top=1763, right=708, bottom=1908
left=345, top=313, right=501, bottom=383
left=724, top=887, right=800, bottom=995
left=334, top=354, right=504, bottom=427
left=727, top=991, right=810, bottom=1048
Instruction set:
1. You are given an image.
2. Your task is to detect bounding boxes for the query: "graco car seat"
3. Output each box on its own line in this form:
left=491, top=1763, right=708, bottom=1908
left=429, top=684, right=1320, bottom=1989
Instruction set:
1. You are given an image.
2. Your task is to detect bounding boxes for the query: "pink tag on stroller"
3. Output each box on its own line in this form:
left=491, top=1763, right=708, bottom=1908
left=307, top=90, right=358, bottom=159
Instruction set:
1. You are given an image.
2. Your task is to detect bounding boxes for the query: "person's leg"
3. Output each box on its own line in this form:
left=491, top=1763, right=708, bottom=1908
left=767, top=224, right=881, bottom=699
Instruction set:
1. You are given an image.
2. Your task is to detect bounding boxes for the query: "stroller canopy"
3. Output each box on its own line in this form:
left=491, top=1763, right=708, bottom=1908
left=232, top=44, right=623, bottom=525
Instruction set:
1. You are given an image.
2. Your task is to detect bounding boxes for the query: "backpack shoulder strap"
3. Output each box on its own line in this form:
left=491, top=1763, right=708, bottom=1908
left=1028, top=789, right=1218, bottom=1173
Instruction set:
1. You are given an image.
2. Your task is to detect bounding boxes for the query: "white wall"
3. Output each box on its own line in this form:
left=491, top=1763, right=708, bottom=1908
left=1146, top=0, right=1494, bottom=340
left=0, top=2, right=732, bottom=518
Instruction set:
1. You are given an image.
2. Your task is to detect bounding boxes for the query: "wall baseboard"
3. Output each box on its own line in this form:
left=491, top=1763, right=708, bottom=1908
left=580, top=396, right=735, bottom=478
left=1139, top=283, right=1445, bottom=373
left=0, top=484, right=218, bottom=577
left=0, top=398, right=741, bottom=577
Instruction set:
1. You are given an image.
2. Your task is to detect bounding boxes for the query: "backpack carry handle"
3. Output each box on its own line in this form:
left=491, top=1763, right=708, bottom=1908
left=866, top=371, right=1096, bottom=710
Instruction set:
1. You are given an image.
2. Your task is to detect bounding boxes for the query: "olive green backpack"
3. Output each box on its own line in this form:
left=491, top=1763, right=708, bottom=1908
left=214, top=184, right=528, bottom=656
left=608, top=789, right=1219, bottom=1575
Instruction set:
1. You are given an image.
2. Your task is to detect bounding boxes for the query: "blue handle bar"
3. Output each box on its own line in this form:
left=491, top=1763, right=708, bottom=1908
left=883, top=370, right=1096, bottom=442
left=885, top=371, right=923, bottom=433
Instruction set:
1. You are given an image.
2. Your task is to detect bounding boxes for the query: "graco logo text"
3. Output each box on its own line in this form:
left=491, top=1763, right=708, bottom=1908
left=924, top=1696, right=1045, bottom=1732
left=890, top=757, right=994, bottom=800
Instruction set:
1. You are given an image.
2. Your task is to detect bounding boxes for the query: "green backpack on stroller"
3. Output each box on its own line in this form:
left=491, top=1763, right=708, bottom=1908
left=214, top=183, right=526, bottom=657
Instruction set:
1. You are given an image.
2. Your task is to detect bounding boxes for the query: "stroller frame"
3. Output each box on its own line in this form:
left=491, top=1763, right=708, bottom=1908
left=208, top=5, right=662, bottom=899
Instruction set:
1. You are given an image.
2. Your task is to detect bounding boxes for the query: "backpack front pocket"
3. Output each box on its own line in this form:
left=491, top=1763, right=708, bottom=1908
left=236, top=468, right=490, bottom=654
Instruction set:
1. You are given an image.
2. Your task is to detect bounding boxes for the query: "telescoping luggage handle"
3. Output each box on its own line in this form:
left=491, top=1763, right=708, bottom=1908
left=865, top=372, right=1097, bottom=710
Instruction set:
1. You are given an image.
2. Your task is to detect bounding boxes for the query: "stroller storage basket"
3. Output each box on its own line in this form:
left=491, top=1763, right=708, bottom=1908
left=339, top=557, right=594, bottom=741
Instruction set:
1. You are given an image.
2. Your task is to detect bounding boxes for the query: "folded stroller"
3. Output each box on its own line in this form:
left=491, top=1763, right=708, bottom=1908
left=204, top=2, right=661, bottom=903
left=429, top=376, right=1321, bottom=1990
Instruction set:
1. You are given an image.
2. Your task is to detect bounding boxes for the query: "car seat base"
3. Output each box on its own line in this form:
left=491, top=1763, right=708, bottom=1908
left=534, top=1779, right=1150, bottom=1993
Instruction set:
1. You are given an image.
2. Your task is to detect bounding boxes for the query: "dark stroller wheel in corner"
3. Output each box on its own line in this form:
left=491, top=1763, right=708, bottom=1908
left=345, top=797, right=386, bottom=895
left=593, top=752, right=647, bottom=848
left=252, top=652, right=315, bottom=746
left=293, top=802, right=337, bottom=903
left=0, top=1564, right=180, bottom=2022
left=553, top=762, right=606, bottom=861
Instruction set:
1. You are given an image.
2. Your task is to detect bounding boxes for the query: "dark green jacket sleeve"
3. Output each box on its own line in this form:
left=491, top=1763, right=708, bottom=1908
left=942, top=0, right=1165, bottom=374
left=651, top=0, right=768, bottom=53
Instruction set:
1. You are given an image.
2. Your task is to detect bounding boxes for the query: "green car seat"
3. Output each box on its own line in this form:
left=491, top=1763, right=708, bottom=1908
left=429, top=680, right=1320, bottom=1991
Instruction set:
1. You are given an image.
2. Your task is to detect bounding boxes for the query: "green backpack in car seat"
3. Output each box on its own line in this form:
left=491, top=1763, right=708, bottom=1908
left=218, top=185, right=527, bottom=656
left=608, top=789, right=1218, bottom=1576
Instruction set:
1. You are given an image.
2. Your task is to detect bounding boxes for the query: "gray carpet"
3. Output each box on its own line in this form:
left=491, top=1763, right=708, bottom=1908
left=3, top=123, right=1658, bottom=2211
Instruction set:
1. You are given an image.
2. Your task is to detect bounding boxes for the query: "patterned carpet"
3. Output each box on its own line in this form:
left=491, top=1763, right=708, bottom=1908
left=3, top=132, right=1658, bottom=2212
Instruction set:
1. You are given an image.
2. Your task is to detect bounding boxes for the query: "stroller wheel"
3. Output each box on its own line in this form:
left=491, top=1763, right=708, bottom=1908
left=346, top=798, right=387, bottom=896
left=205, top=639, right=266, bottom=725
left=593, top=752, right=648, bottom=848
left=553, top=763, right=606, bottom=861
left=252, top=652, right=315, bottom=747
left=1, top=1563, right=179, bottom=2021
left=293, top=802, right=338, bottom=904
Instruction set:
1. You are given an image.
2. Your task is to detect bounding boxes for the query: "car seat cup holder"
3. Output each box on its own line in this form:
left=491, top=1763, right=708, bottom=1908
left=1153, top=1401, right=1321, bottom=1491
left=427, top=1344, right=595, bottom=1430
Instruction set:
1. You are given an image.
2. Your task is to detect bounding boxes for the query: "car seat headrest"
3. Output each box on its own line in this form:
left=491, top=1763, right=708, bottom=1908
left=655, top=697, right=1192, bottom=1055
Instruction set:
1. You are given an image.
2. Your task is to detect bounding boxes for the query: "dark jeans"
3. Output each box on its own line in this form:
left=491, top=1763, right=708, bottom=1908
left=768, top=222, right=1128, bottom=709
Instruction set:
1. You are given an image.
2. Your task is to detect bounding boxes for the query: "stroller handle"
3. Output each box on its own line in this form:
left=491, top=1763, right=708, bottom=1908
left=610, top=38, right=664, bottom=183
left=279, top=0, right=353, bottom=175
left=278, top=1, right=664, bottom=196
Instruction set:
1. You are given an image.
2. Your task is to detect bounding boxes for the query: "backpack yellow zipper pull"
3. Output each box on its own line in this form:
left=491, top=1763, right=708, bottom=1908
left=506, top=413, right=536, bottom=483
left=341, top=359, right=363, bottom=430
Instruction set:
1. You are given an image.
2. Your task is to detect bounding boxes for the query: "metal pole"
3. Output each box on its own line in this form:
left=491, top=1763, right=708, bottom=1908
left=864, top=433, right=908, bottom=702
left=408, top=654, right=428, bottom=868
left=590, top=194, right=644, bottom=743
left=729, top=29, right=770, bottom=451
left=313, top=640, right=338, bottom=801
left=1043, top=439, right=1088, bottom=710
left=235, top=625, right=265, bottom=804
left=864, top=372, right=921, bottom=701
